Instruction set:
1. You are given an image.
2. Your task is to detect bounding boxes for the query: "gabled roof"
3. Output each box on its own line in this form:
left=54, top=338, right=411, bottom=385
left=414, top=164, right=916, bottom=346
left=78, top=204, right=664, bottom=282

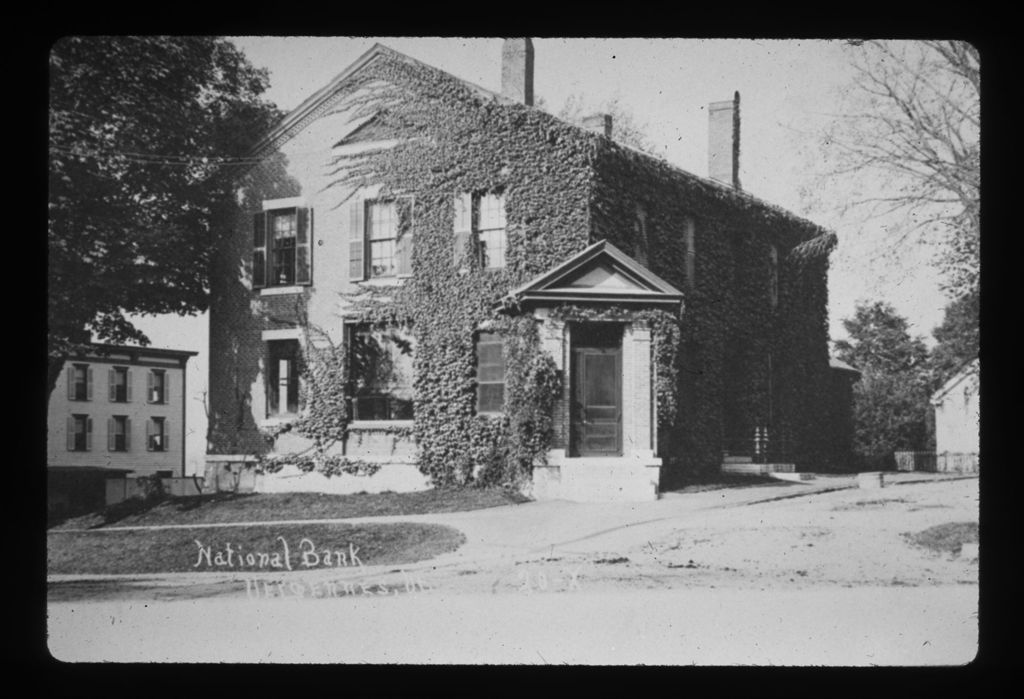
left=931, top=357, right=980, bottom=404
left=253, top=43, right=507, bottom=156
left=252, top=41, right=830, bottom=238
left=501, top=239, right=684, bottom=309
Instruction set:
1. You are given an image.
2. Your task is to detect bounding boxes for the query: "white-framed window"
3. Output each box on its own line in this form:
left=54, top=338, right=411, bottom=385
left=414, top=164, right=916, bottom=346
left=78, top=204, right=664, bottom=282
left=475, top=332, right=506, bottom=415
left=108, top=415, right=131, bottom=452
left=147, top=416, right=168, bottom=452
left=346, top=323, right=415, bottom=421
left=252, top=206, right=313, bottom=288
left=147, top=369, right=167, bottom=404
left=108, top=366, right=132, bottom=403
left=349, top=197, right=414, bottom=281
left=267, top=340, right=302, bottom=417
left=454, top=191, right=507, bottom=271
left=67, top=414, right=92, bottom=451
left=67, top=363, right=92, bottom=402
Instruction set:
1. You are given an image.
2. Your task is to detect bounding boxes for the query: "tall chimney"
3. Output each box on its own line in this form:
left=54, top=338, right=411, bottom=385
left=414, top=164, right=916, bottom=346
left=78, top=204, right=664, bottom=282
left=708, top=91, right=741, bottom=189
left=581, top=113, right=613, bottom=139
left=501, top=38, right=534, bottom=106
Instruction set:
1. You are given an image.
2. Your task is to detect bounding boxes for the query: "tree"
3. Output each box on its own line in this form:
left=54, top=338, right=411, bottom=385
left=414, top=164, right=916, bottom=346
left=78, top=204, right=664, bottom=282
left=48, top=36, right=280, bottom=398
left=834, top=301, right=933, bottom=460
left=930, top=287, right=980, bottom=386
left=814, top=40, right=980, bottom=299
left=555, top=93, right=661, bottom=157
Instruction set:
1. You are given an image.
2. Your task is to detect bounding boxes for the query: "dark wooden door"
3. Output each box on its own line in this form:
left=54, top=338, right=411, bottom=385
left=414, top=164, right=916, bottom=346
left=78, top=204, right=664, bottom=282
left=572, top=346, right=622, bottom=456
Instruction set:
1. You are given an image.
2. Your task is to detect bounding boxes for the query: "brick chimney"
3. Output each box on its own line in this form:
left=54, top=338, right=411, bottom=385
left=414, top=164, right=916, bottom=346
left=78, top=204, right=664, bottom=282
left=582, top=113, right=613, bottom=139
left=501, top=38, right=534, bottom=106
left=708, top=91, right=741, bottom=189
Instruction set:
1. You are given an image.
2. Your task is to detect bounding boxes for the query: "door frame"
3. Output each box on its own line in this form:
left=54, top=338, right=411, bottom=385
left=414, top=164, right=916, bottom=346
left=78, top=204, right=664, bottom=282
left=570, top=324, right=623, bottom=457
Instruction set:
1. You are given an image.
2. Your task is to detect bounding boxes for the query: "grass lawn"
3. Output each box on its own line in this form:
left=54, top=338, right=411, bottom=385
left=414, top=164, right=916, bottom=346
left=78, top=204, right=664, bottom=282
left=903, top=521, right=979, bottom=555
left=48, top=522, right=465, bottom=575
left=51, top=487, right=527, bottom=531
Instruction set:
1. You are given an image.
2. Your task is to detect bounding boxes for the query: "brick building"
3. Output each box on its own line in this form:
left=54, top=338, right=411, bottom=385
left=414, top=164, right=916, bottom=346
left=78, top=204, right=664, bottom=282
left=207, top=40, right=843, bottom=501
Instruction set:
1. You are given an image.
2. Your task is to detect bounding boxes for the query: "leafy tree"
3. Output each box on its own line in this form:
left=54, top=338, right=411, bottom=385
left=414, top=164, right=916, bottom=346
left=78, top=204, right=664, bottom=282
left=930, top=287, right=979, bottom=386
left=48, top=36, right=280, bottom=397
left=812, top=40, right=980, bottom=298
left=834, top=301, right=933, bottom=460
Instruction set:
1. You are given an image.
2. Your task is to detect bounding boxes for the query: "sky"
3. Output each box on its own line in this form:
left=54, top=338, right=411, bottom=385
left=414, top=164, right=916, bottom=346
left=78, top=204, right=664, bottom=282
left=128, top=37, right=957, bottom=472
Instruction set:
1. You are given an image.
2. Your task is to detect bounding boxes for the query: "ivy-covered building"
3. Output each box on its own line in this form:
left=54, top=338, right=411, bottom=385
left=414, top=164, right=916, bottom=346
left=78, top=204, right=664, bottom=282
left=206, top=39, right=844, bottom=501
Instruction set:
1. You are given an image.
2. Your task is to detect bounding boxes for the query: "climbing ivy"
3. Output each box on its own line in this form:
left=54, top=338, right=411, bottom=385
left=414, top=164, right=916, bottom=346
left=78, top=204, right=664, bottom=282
left=215, top=48, right=839, bottom=486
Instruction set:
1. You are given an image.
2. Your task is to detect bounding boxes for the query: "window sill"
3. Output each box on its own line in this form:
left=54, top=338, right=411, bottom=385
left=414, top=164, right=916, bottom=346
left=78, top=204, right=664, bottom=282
left=260, top=285, right=305, bottom=297
left=348, top=420, right=414, bottom=431
left=260, top=415, right=300, bottom=429
left=353, top=277, right=409, bottom=287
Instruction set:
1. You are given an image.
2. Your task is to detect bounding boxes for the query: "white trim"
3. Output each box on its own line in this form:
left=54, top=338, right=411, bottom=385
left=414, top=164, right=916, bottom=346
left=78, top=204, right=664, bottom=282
left=261, top=328, right=303, bottom=342
left=262, top=196, right=305, bottom=211
left=259, top=285, right=305, bottom=297
left=348, top=420, right=414, bottom=431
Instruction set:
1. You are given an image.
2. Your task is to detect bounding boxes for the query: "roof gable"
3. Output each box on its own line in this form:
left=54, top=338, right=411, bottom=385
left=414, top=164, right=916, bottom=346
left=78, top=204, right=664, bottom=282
left=931, top=358, right=980, bottom=404
left=502, top=240, right=683, bottom=308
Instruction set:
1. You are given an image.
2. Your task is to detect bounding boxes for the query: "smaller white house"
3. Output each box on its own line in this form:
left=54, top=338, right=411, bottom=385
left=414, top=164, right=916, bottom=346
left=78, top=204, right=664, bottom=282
left=930, top=358, right=979, bottom=472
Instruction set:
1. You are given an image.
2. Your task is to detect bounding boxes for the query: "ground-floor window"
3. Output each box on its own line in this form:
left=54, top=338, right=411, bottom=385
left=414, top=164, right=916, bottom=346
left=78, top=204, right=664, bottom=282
left=475, top=332, right=505, bottom=415
left=347, top=324, right=415, bottom=420
left=267, top=340, right=302, bottom=416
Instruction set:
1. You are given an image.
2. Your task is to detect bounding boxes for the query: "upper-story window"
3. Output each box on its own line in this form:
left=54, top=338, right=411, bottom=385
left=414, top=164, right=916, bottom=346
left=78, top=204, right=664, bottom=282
left=683, top=217, right=696, bottom=290
left=768, top=244, right=779, bottom=309
left=108, top=415, right=131, bottom=452
left=67, top=363, right=92, bottom=401
left=108, top=366, right=132, bottom=403
left=349, top=197, right=414, bottom=281
left=148, top=369, right=167, bottom=404
left=454, top=192, right=506, bottom=271
left=475, top=332, right=506, bottom=415
left=252, top=205, right=312, bottom=289
left=147, top=416, right=168, bottom=452
left=67, top=414, right=92, bottom=451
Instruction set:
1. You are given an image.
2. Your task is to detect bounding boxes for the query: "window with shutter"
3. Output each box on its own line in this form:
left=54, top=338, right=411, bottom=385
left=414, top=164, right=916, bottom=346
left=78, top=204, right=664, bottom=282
left=270, top=209, right=297, bottom=285
left=69, top=364, right=90, bottom=401
left=109, top=415, right=129, bottom=452
left=295, top=207, right=312, bottom=285
left=68, top=414, right=90, bottom=451
left=453, top=192, right=473, bottom=267
left=478, top=193, right=506, bottom=270
left=109, top=366, right=129, bottom=403
left=148, top=417, right=167, bottom=452
left=476, top=332, right=506, bottom=414
left=253, top=212, right=267, bottom=288
left=148, top=370, right=166, bottom=404
left=349, top=199, right=366, bottom=281
left=395, top=196, right=415, bottom=277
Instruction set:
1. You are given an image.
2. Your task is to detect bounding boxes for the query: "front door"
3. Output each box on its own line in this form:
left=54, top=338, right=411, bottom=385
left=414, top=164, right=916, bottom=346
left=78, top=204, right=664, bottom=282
left=571, top=325, right=623, bottom=456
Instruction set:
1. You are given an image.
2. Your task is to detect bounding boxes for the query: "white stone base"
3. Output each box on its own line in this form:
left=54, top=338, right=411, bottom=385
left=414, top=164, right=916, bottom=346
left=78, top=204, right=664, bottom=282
left=531, top=451, right=661, bottom=502
left=256, top=462, right=430, bottom=495
left=720, top=461, right=796, bottom=476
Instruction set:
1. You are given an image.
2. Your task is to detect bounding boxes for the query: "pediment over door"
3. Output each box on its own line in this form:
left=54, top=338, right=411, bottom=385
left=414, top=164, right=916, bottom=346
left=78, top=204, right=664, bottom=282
left=501, top=239, right=684, bottom=308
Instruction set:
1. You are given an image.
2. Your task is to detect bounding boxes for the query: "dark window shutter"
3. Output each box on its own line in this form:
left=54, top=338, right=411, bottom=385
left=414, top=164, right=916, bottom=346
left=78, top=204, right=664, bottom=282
left=86, top=367, right=93, bottom=400
left=126, top=370, right=133, bottom=402
left=107, top=418, right=115, bottom=451
left=296, top=207, right=312, bottom=285
left=453, top=192, right=473, bottom=266
left=66, top=366, right=74, bottom=400
left=164, top=373, right=169, bottom=404
left=147, top=371, right=155, bottom=403
left=86, top=418, right=92, bottom=451
left=108, top=368, right=115, bottom=402
left=125, top=418, right=132, bottom=451
left=164, top=419, right=170, bottom=453
left=66, top=417, right=74, bottom=450
left=253, top=212, right=268, bottom=289
left=349, top=199, right=365, bottom=281
left=146, top=418, right=154, bottom=451
left=396, top=196, right=414, bottom=276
